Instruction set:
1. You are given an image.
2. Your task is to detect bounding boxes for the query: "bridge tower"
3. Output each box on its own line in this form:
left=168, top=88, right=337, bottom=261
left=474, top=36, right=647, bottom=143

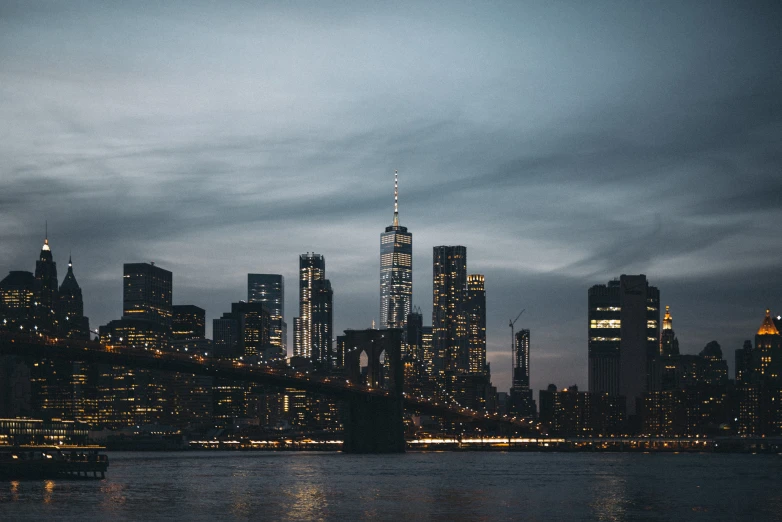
left=339, top=328, right=405, bottom=453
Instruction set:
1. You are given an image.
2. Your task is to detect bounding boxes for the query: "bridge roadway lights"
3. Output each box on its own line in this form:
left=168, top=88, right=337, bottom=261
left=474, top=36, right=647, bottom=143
left=343, top=392, right=405, bottom=454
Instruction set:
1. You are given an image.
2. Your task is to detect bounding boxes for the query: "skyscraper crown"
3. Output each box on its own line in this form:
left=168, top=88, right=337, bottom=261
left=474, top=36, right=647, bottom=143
left=757, top=309, right=780, bottom=336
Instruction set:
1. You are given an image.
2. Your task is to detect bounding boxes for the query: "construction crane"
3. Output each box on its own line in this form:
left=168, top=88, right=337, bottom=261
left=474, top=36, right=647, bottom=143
left=509, top=309, right=525, bottom=388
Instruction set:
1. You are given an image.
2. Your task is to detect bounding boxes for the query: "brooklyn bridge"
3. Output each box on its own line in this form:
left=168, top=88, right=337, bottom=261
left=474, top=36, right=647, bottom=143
left=0, top=331, right=539, bottom=453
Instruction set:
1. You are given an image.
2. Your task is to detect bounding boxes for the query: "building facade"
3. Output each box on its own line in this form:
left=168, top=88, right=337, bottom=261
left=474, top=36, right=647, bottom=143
left=294, top=253, right=332, bottom=367
left=466, top=274, right=486, bottom=374
left=33, top=236, right=59, bottom=334
left=57, top=256, right=90, bottom=340
left=588, top=275, right=660, bottom=416
left=248, top=274, right=286, bottom=357
left=432, top=246, right=468, bottom=379
left=122, top=262, right=172, bottom=331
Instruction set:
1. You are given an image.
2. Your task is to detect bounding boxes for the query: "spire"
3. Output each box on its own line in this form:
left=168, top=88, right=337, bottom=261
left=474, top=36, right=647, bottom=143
left=757, top=309, right=780, bottom=336
left=42, top=221, right=50, bottom=252
left=68, top=253, right=73, bottom=270
left=392, top=169, right=399, bottom=228
left=663, top=305, right=672, bottom=330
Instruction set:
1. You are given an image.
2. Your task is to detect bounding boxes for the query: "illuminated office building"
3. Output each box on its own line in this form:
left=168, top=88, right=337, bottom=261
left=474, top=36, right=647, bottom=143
left=466, top=274, right=486, bottom=374
left=311, top=279, right=333, bottom=367
left=588, top=275, right=660, bottom=416
left=432, top=246, right=468, bottom=377
left=0, top=270, right=34, bottom=330
left=99, top=318, right=169, bottom=350
left=57, top=255, right=90, bottom=340
left=122, top=262, right=172, bottom=331
left=379, top=170, right=412, bottom=329
left=172, top=305, right=206, bottom=340
left=248, top=274, right=287, bottom=358
left=294, top=253, right=333, bottom=367
left=513, top=330, right=530, bottom=390
left=232, top=301, right=272, bottom=360
left=755, top=309, right=781, bottom=380
left=33, top=235, right=59, bottom=334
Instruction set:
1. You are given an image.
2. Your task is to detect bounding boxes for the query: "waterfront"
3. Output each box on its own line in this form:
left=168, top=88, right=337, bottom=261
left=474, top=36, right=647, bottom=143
left=2, top=452, right=782, bottom=521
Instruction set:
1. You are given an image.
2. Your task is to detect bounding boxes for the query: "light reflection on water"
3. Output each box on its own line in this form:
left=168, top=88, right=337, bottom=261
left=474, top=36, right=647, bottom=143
left=1, top=452, right=781, bottom=521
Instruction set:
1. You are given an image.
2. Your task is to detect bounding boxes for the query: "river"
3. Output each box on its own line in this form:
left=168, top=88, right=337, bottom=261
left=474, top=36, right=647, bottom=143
left=2, top=451, right=782, bottom=521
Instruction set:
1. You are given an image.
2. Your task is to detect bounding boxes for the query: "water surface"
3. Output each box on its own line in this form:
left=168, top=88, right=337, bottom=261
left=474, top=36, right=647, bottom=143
left=2, top=451, right=781, bottom=521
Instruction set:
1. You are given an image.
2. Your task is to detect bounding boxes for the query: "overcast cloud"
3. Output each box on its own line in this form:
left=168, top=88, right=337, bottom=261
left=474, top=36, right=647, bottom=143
left=1, top=0, right=780, bottom=392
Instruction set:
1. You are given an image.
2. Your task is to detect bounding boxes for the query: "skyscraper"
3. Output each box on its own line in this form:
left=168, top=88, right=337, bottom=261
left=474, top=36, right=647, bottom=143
left=513, top=329, right=530, bottom=390
left=172, top=305, right=206, bottom=340
left=311, top=279, right=333, bottom=368
left=432, top=246, right=468, bottom=378
left=57, top=255, right=90, bottom=340
left=755, top=309, right=781, bottom=380
left=659, top=305, right=679, bottom=357
left=0, top=271, right=34, bottom=330
left=294, top=253, right=332, bottom=367
left=588, top=275, right=660, bottom=416
left=232, top=301, right=272, bottom=359
left=658, top=305, right=679, bottom=390
left=379, top=170, right=413, bottom=329
left=466, top=274, right=486, bottom=374
left=508, top=329, right=535, bottom=416
left=33, top=235, right=58, bottom=334
left=248, top=274, right=286, bottom=358
left=122, top=262, right=172, bottom=331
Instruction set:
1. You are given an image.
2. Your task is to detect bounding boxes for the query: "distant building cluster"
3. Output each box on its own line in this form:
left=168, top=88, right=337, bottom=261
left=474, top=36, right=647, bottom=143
left=539, top=275, right=782, bottom=438
left=0, top=174, right=780, bottom=441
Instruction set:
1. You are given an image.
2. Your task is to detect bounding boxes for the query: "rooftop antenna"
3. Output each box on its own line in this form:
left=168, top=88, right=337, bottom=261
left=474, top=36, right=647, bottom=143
left=392, top=170, right=399, bottom=227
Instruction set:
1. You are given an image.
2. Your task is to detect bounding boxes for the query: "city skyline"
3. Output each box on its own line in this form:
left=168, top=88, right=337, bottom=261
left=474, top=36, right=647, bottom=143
left=1, top=1, right=781, bottom=394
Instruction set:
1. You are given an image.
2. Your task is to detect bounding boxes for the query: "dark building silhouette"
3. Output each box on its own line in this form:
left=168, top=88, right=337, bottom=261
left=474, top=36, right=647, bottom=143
left=232, top=301, right=272, bottom=360
left=311, top=279, right=333, bottom=368
left=57, top=255, right=90, bottom=340
left=213, top=313, right=240, bottom=358
left=538, top=384, right=622, bottom=437
left=379, top=170, right=413, bottom=330
left=659, top=306, right=679, bottom=357
left=588, top=275, right=660, bottom=416
left=466, top=274, right=486, bottom=374
left=657, top=305, right=679, bottom=391
left=171, top=304, right=211, bottom=354
left=33, top=236, right=59, bottom=334
left=432, top=245, right=468, bottom=380
left=508, top=329, right=535, bottom=416
left=172, top=305, right=206, bottom=340
left=735, top=340, right=754, bottom=384
left=122, top=262, right=172, bottom=331
left=248, top=274, right=286, bottom=358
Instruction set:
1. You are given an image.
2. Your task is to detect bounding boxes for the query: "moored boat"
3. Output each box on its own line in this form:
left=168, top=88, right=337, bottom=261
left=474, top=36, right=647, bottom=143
left=0, top=445, right=109, bottom=480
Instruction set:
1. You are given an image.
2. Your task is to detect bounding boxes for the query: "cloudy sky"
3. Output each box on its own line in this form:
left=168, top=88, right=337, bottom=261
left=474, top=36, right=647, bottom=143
left=1, top=0, right=780, bottom=393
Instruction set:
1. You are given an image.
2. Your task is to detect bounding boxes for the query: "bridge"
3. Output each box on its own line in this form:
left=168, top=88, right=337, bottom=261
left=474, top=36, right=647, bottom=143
left=0, top=331, right=538, bottom=453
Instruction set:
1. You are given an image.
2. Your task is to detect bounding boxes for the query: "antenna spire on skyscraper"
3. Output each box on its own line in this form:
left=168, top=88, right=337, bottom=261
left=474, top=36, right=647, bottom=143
left=393, top=169, right=399, bottom=227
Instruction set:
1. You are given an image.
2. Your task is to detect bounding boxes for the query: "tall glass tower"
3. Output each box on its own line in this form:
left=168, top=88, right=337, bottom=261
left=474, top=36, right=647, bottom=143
left=248, top=274, right=286, bottom=357
left=380, top=170, right=413, bottom=329
left=432, top=245, right=467, bottom=375
left=295, top=253, right=332, bottom=366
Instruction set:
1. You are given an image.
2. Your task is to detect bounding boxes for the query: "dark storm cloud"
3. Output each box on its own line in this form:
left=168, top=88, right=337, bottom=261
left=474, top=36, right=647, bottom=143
left=1, top=0, right=781, bottom=392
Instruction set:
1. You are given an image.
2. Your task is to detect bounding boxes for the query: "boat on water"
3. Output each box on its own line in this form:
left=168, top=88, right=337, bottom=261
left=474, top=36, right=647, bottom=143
left=0, top=445, right=109, bottom=480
